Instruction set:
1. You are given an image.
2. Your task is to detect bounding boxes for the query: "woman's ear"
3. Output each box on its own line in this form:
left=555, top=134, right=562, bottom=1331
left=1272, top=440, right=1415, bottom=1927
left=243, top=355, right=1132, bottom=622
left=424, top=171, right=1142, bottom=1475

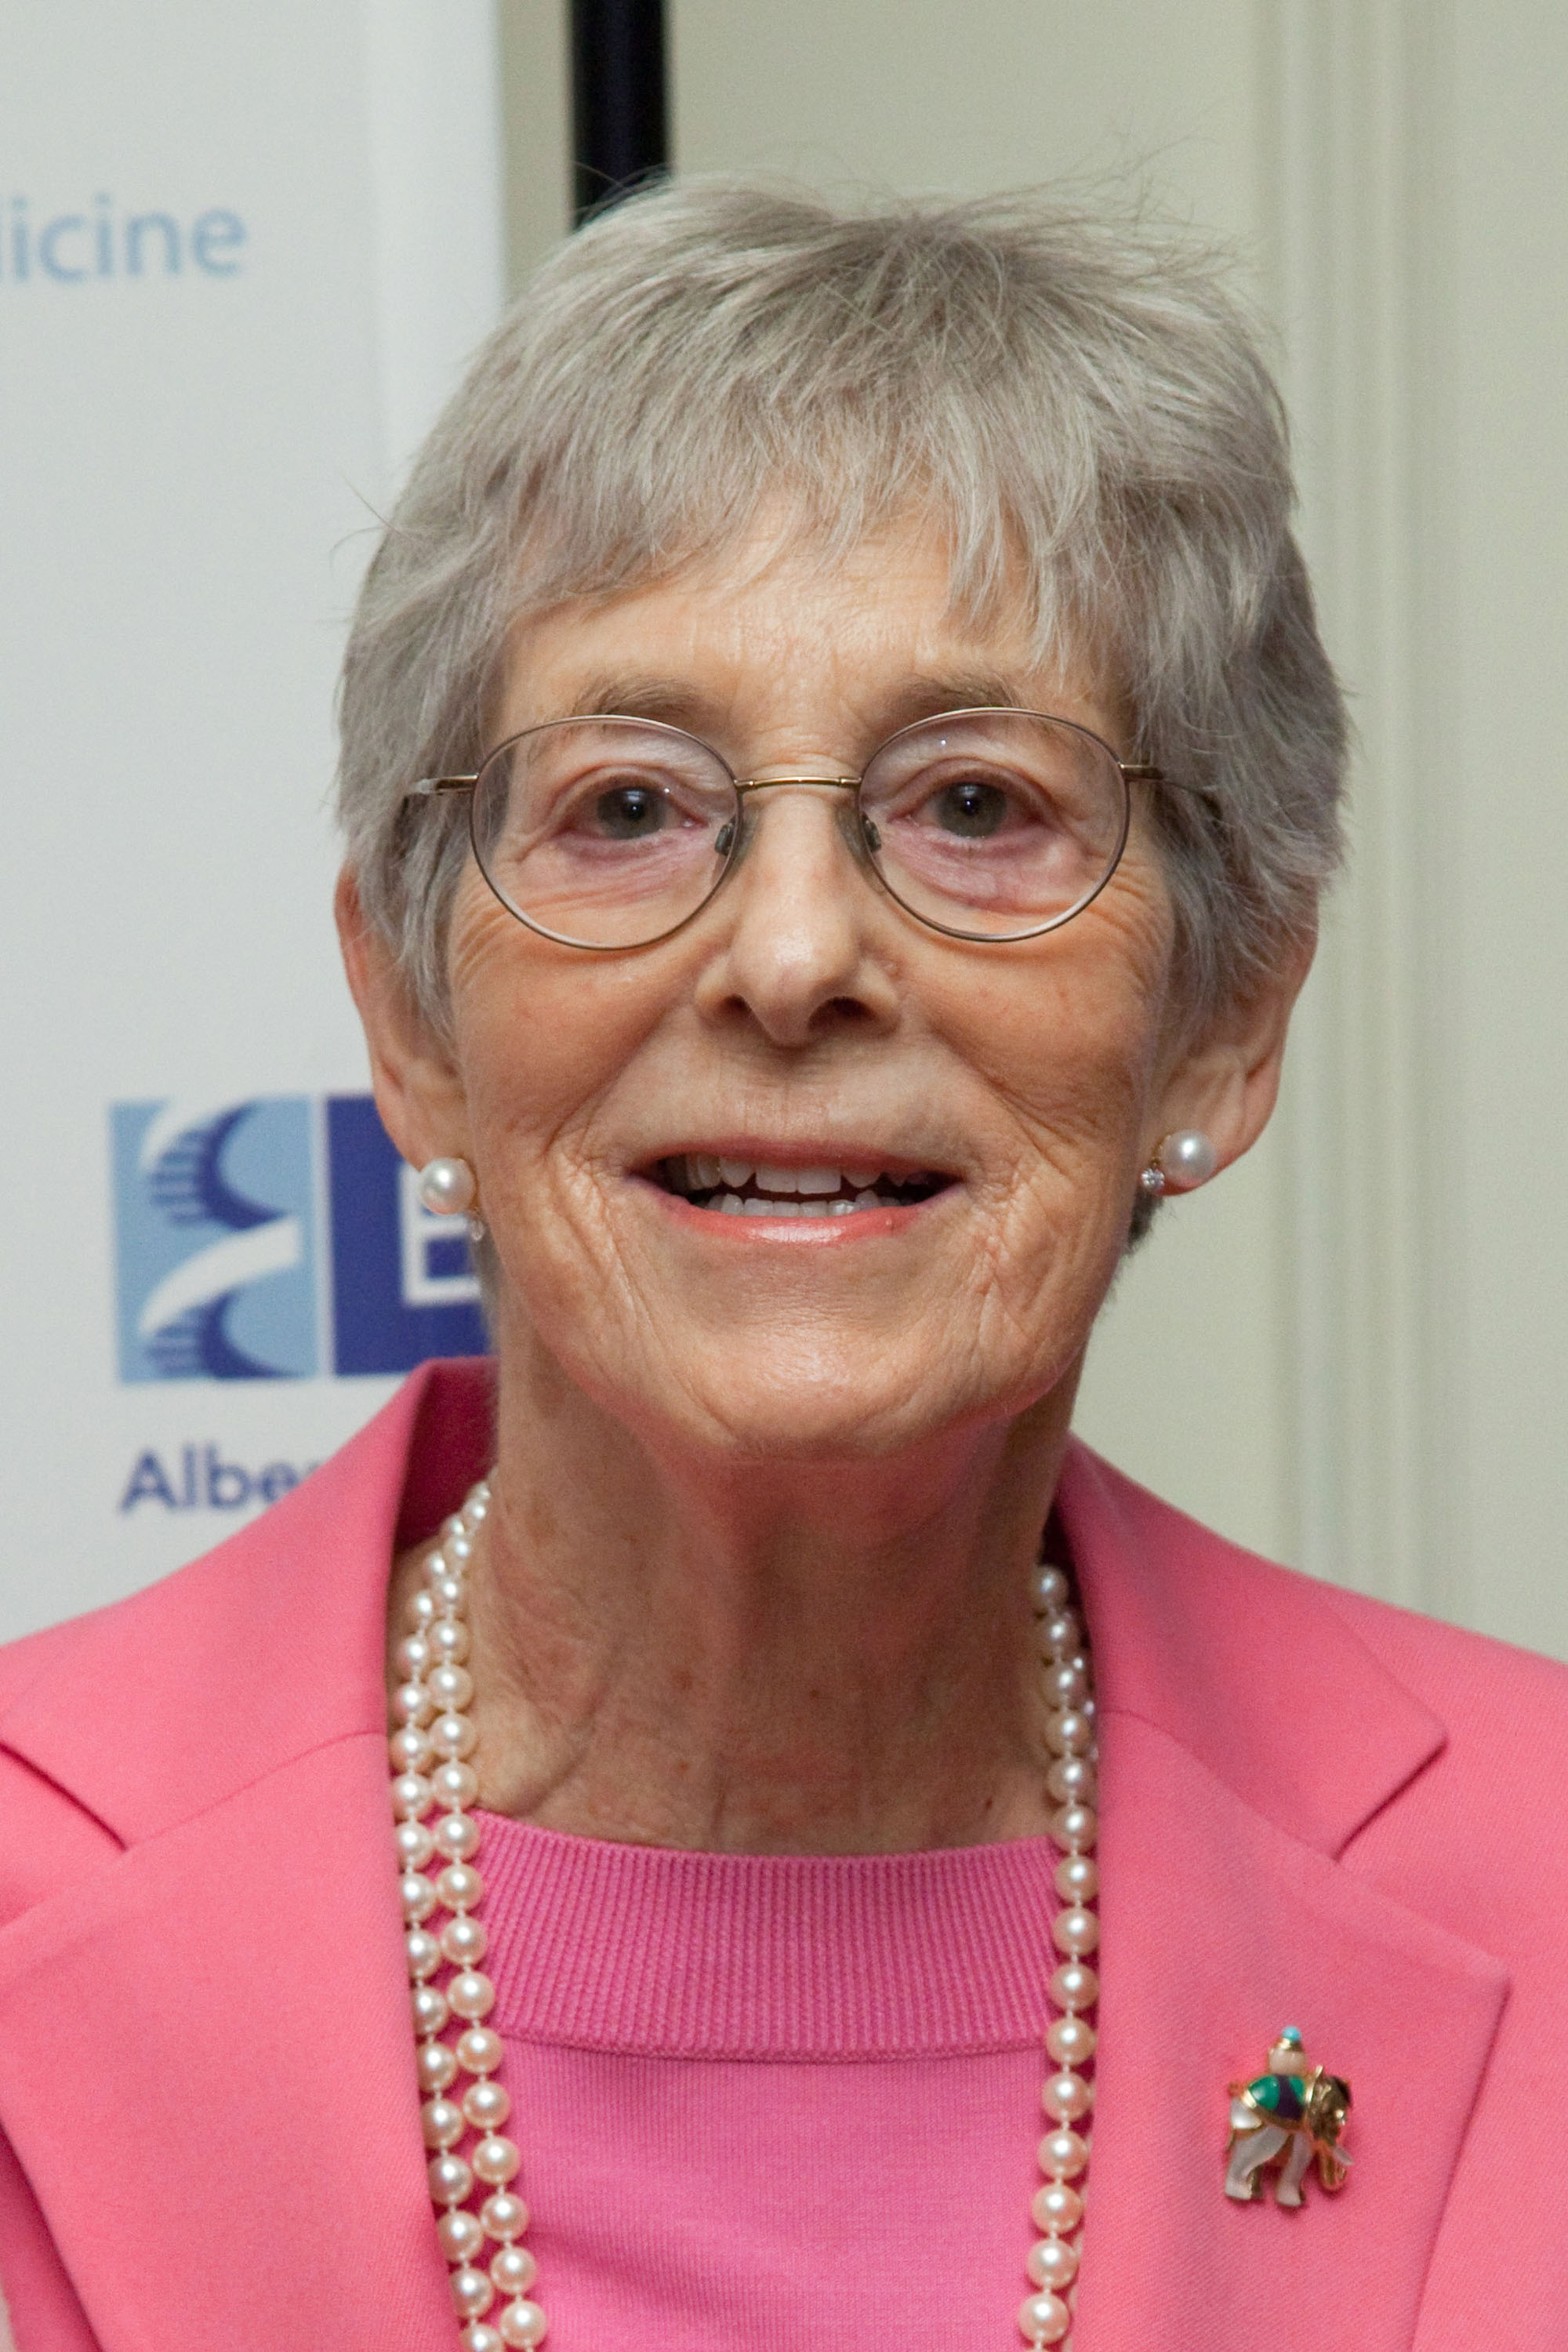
left=1147, top=926, right=1316, bottom=1178
left=335, top=867, right=471, bottom=1171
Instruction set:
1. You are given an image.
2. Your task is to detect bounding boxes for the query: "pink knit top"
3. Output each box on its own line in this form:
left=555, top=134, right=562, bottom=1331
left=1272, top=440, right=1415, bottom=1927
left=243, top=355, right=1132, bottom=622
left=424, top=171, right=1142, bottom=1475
left=477, top=1809, right=1065, bottom=2348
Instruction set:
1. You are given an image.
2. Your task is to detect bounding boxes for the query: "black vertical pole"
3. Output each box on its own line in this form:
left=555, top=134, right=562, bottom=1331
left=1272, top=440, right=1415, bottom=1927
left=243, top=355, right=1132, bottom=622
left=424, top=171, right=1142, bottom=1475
left=571, top=0, right=670, bottom=226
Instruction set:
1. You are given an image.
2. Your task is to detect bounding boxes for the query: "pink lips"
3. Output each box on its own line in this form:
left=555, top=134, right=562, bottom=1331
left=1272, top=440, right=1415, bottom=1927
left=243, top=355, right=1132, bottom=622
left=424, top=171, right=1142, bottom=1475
left=649, top=1184, right=934, bottom=1242
left=634, top=1167, right=949, bottom=1242
left=630, top=1144, right=956, bottom=1248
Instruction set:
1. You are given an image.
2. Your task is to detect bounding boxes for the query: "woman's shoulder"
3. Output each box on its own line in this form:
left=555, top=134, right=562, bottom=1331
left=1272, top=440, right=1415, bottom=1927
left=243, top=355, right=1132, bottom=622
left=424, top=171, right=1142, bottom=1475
left=1066, top=1440, right=1568, bottom=1915
left=1068, top=1436, right=1568, bottom=1732
left=1316, top=1566, right=1568, bottom=1726
left=0, top=1368, right=477, bottom=1937
left=0, top=1361, right=491, bottom=1795
left=1311, top=1570, right=1568, bottom=1850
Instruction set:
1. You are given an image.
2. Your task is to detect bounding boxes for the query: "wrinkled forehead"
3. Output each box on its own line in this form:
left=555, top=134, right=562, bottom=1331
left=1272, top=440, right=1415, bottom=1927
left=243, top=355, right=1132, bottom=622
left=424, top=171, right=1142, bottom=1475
left=492, top=492, right=1126, bottom=742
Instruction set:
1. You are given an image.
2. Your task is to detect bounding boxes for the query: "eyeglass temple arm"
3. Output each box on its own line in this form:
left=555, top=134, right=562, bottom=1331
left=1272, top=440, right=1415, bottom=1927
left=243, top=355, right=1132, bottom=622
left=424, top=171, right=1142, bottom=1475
left=407, top=775, right=478, bottom=797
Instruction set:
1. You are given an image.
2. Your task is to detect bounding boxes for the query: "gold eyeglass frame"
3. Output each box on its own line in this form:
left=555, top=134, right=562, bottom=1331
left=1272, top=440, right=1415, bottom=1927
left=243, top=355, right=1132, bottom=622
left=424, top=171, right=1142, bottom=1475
left=406, top=707, right=1173, bottom=952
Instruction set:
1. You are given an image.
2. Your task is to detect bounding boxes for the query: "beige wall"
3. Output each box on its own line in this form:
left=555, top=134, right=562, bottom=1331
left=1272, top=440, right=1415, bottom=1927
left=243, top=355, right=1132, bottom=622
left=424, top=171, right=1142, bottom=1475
left=497, top=2, right=1568, bottom=1654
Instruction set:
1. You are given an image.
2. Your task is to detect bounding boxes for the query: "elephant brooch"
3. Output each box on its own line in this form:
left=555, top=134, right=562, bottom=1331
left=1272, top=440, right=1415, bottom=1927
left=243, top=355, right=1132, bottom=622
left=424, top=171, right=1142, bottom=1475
left=1224, top=2029, right=1352, bottom=2206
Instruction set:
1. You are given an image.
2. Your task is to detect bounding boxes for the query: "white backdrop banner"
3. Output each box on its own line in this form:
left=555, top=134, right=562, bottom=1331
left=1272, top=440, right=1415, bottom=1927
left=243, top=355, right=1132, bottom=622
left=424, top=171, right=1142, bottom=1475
left=0, top=1, right=504, bottom=1640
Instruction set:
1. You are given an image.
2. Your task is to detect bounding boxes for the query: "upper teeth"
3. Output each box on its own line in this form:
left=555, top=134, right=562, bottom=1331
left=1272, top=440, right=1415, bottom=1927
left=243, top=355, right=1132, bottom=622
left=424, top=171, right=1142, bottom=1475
left=687, top=1157, right=884, bottom=1196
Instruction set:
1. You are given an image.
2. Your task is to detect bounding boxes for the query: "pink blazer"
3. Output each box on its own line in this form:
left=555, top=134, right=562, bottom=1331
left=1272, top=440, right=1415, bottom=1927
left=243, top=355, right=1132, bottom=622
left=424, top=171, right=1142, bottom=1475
left=1, top=1358, right=1565, bottom=2350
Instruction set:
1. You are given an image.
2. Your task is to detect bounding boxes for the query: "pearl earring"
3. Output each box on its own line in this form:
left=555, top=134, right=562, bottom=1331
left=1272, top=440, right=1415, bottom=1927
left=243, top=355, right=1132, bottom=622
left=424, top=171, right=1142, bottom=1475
left=1139, top=1129, right=1218, bottom=1197
left=416, top=1156, right=477, bottom=1215
left=416, top=1157, right=486, bottom=1247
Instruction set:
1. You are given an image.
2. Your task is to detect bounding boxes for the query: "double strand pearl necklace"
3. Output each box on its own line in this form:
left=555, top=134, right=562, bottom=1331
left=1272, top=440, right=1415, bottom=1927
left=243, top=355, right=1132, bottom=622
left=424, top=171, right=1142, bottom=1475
left=389, top=1484, right=1101, bottom=2350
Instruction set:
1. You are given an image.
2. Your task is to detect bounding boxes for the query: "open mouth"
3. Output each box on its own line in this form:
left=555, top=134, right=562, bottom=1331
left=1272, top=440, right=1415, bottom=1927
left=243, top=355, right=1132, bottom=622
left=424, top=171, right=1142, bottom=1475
left=652, top=1154, right=953, bottom=1219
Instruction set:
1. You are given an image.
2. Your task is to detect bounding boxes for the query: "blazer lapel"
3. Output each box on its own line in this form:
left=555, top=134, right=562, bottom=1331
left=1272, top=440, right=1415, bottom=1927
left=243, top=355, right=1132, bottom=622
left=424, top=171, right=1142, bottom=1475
left=1057, top=1445, right=1509, bottom=2352
left=1078, top=1711, right=1507, bottom=2352
left=0, top=1359, right=495, bottom=2352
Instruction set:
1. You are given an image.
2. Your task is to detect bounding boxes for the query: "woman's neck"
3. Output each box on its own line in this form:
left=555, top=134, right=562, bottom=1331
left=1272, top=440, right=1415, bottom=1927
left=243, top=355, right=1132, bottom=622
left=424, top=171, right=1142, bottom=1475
left=387, top=1356, right=1080, bottom=1857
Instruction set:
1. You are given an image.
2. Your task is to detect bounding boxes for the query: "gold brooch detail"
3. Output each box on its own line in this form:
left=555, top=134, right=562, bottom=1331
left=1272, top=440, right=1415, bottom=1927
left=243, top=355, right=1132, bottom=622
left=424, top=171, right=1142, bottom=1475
left=1224, top=2029, right=1352, bottom=2205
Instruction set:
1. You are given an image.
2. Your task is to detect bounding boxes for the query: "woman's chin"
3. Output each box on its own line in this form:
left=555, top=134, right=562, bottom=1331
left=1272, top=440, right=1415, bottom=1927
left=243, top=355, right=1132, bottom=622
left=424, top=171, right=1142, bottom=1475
left=499, top=1242, right=1083, bottom=1468
left=614, top=1334, right=1042, bottom=1466
left=699, top=1389, right=928, bottom=1461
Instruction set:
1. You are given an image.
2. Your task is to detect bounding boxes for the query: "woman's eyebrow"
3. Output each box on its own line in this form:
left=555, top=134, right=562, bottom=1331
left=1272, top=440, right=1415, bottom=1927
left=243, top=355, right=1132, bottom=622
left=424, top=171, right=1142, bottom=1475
left=881, top=673, right=1024, bottom=725
left=563, top=675, right=720, bottom=731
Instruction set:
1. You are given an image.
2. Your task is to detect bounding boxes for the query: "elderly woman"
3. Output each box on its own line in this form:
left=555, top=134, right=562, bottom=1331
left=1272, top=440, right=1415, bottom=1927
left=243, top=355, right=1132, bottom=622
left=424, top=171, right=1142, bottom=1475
left=1, top=180, right=1565, bottom=2352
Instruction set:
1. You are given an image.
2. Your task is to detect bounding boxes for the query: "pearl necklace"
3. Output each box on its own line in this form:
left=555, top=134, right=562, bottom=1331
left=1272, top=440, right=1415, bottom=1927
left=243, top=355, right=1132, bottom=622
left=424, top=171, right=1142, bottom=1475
left=389, top=1484, right=1100, bottom=2350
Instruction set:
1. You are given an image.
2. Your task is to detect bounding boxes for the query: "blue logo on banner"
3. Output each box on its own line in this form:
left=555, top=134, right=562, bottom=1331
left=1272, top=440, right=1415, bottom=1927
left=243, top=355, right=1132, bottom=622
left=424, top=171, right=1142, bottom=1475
left=111, top=1095, right=488, bottom=1381
left=113, top=1099, right=318, bottom=1381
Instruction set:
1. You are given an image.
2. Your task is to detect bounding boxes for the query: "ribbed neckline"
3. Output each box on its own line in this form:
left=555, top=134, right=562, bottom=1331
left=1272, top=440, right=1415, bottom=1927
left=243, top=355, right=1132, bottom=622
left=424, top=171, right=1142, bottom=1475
left=474, top=1811, right=1060, bottom=2061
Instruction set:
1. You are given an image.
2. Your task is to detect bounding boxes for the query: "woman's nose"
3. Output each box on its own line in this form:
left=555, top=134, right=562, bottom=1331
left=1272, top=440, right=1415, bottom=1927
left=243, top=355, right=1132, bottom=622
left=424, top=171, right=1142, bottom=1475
left=691, top=785, right=901, bottom=1047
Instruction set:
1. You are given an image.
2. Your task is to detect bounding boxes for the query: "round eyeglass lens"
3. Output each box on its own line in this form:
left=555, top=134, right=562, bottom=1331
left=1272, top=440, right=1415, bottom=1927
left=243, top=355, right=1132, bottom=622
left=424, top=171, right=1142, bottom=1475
left=858, top=710, right=1131, bottom=940
left=470, top=717, right=739, bottom=948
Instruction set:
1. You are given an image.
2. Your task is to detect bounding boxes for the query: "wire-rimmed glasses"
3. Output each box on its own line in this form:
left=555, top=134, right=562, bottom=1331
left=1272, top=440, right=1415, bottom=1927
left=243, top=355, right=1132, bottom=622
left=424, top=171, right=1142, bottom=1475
left=407, top=708, right=1169, bottom=951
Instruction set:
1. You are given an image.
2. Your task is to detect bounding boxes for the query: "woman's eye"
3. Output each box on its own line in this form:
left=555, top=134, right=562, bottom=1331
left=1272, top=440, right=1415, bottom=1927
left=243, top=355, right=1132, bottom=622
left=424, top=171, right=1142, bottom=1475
left=930, top=779, right=1011, bottom=838
left=589, top=783, right=667, bottom=838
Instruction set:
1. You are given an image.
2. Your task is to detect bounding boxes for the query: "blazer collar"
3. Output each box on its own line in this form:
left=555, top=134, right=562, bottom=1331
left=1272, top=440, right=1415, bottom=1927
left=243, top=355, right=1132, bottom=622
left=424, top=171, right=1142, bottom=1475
left=1056, top=1439, right=1448, bottom=1856
left=0, top=1381, right=1508, bottom=2352
left=0, top=1358, right=494, bottom=1848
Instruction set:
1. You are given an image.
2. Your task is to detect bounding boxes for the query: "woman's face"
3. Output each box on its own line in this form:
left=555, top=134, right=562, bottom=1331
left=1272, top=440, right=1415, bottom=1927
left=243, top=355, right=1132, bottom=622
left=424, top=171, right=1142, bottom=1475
left=371, top=520, right=1262, bottom=1464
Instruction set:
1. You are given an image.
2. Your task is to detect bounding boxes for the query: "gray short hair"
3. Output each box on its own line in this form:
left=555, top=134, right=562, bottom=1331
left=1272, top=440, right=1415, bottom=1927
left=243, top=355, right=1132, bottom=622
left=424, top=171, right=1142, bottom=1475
left=338, top=177, right=1345, bottom=1033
